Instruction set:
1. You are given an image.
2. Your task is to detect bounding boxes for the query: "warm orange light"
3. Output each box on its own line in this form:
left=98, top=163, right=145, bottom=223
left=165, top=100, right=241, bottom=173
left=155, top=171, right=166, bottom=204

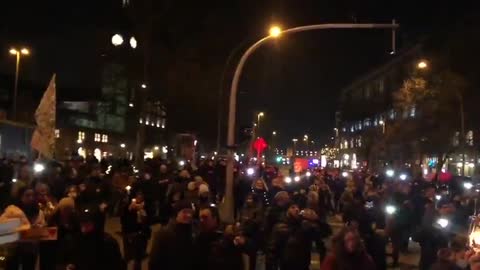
left=9, top=49, right=18, bottom=55
left=20, top=48, right=29, bottom=55
left=417, top=60, right=428, bottom=69
left=269, top=26, right=282, bottom=37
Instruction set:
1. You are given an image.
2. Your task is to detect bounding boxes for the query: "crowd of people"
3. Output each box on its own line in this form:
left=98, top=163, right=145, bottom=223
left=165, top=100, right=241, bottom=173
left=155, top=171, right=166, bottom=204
left=0, top=155, right=480, bottom=270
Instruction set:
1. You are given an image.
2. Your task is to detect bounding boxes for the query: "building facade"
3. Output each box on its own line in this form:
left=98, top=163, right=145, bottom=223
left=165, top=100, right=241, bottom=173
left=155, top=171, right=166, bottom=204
left=336, top=43, right=480, bottom=177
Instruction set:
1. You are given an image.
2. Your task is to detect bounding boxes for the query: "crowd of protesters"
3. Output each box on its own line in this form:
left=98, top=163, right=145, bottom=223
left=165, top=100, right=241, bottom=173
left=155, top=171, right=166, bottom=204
left=1, top=155, right=480, bottom=270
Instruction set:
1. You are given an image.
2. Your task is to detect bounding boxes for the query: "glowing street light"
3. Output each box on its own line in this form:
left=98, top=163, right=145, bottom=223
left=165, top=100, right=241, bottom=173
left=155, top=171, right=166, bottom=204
left=385, top=205, right=397, bottom=215
left=246, top=168, right=255, bottom=176
left=129, top=36, right=137, bottom=49
left=417, top=60, right=428, bottom=69
left=111, top=34, right=124, bottom=46
left=285, top=177, right=292, bottom=184
left=269, top=26, right=282, bottom=37
left=9, top=47, right=30, bottom=120
left=272, top=131, right=277, bottom=136
left=141, top=83, right=147, bottom=89
left=437, top=218, right=449, bottom=228
left=120, top=143, right=126, bottom=148
left=464, top=182, right=473, bottom=190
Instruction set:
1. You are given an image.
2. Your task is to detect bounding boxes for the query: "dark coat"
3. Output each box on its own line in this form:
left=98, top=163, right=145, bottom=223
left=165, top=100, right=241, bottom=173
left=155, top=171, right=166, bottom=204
left=266, top=217, right=325, bottom=270
left=148, top=221, right=195, bottom=270
left=194, top=231, right=244, bottom=270
left=69, top=233, right=125, bottom=270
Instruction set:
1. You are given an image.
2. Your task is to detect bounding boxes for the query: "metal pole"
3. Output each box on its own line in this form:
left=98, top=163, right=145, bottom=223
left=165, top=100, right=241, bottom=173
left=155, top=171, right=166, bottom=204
left=13, top=52, right=20, bottom=120
left=223, top=23, right=399, bottom=222
left=460, top=93, right=466, bottom=176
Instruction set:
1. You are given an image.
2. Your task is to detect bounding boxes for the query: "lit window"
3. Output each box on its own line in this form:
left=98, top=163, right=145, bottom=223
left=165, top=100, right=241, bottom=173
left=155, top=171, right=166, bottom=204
left=350, top=139, right=354, bottom=148
left=389, top=109, right=396, bottom=120
left=122, top=0, right=129, bottom=7
left=139, top=118, right=143, bottom=124
left=364, top=118, right=371, bottom=127
left=410, top=106, right=416, bottom=118
left=453, top=132, right=460, bottom=146
left=343, top=140, right=348, bottom=149
left=78, top=131, right=85, bottom=141
left=156, top=119, right=161, bottom=128
left=358, top=136, right=362, bottom=147
left=55, top=129, right=60, bottom=138
left=467, top=131, right=474, bottom=146
left=342, top=127, right=346, bottom=132
left=350, top=126, right=354, bottom=132
left=102, top=134, right=108, bottom=143
left=94, top=133, right=101, bottom=142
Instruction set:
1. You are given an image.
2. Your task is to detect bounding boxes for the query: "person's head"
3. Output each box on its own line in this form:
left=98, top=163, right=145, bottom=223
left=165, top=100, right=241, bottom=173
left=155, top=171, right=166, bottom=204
left=274, top=191, right=290, bottom=207
left=66, top=185, right=78, bottom=199
left=425, top=186, right=436, bottom=198
left=334, top=227, right=364, bottom=255
left=57, top=197, right=75, bottom=221
left=272, top=177, right=284, bottom=189
left=35, top=182, right=50, bottom=204
left=254, top=179, right=266, bottom=191
left=174, top=201, right=194, bottom=224
left=160, top=164, right=168, bottom=173
left=18, top=164, right=31, bottom=180
left=18, top=187, right=36, bottom=206
left=207, top=160, right=214, bottom=167
left=198, top=184, right=209, bottom=198
left=179, top=170, right=190, bottom=179
left=286, top=204, right=300, bottom=219
left=199, top=207, right=219, bottom=232
left=134, top=191, right=145, bottom=204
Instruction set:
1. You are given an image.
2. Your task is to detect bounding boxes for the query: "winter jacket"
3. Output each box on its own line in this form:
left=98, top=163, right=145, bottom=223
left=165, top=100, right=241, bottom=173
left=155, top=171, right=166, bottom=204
left=194, top=230, right=244, bottom=270
left=149, top=221, right=195, bottom=270
left=266, top=217, right=324, bottom=270
left=69, top=232, right=125, bottom=270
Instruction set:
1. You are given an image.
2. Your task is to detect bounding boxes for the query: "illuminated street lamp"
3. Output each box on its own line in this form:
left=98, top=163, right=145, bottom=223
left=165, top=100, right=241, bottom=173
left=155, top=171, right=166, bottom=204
left=269, top=26, right=282, bottom=37
left=9, top=47, right=30, bottom=120
left=417, top=60, right=428, bottom=69
left=129, top=36, right=137, bottom=49
left=272, top=131, right=277, bottom=136
left=111, top=34, right=124, bottom=46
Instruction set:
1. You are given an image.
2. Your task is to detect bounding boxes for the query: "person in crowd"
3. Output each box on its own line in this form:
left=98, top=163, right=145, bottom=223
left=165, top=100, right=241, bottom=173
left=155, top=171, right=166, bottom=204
left=251, top=178, right=270, bottom=209
left=0, top=160, right=14, bottom=210
left=195, top=206, right=245, bottom=270
left=11, top=163, right=32, bottom=199
left=413, top=199, right=450, bottom=270
left=321, top=227, right=376, bottom=270
left=67, top=207, right=125, bottom=270
left=46, top=197, right=80, bottom=270
left=266, top=204, right=323, bottom=270
left=121, top=191, right=151, bottom=270
left=239, top=193, right=264, bottom=270
left=149, top=200, right=195, bottom=270
left=269, top=176, right=285, bottom=201
left=153, top=163, right=170, bottom=222
left=264, top=191, right=291, bottom=238
left=198, top=160, right=217, bottom=197
left=76, top=164, right=112, bottom=231
left=132, top=168, right=155, bottom=217
left=1, top=187, right=45, bottom=270
left=166, top=169, right=191, bottom=203
left=35, top=182, right=57, bottom=222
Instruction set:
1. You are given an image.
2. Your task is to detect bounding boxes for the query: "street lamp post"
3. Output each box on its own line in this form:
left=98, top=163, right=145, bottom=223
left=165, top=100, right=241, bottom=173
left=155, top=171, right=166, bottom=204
left=223, top=23, right=399, bottom=222
left=9, top=47, right=29, bottom=120
left=257, top=112, right=264, bottom=137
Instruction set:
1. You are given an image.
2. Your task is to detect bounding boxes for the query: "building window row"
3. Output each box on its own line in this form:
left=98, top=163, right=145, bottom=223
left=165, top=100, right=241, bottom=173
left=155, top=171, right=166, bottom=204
left=139, top=117, right=166, bottom=129
left=79, top=131, right=108, bottom=143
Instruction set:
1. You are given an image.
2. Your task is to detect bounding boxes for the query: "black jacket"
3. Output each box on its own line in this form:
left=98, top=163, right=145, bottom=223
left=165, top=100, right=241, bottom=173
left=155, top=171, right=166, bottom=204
left=194, top=231, right=244, bottom=270
left=69, top=232, right=125, bottom=270
left=266, top=217, right=324, bottom=270
left=149, top=221, right=195, bottom=270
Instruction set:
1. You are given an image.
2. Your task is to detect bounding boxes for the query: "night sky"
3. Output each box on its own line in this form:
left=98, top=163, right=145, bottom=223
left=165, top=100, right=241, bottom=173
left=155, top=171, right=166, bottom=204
left=0, top=0, right=476, bottom=149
